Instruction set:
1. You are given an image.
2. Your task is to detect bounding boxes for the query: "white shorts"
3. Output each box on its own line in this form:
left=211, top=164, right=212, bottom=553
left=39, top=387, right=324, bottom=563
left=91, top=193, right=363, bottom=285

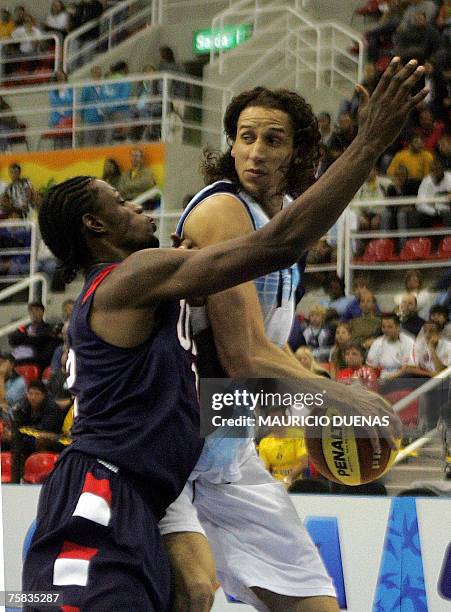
left=159, top=448, right=336, bottom=611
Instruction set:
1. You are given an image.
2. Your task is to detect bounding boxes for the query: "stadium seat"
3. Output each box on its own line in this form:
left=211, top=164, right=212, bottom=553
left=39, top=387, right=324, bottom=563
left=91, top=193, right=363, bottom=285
left=38, top=118, right=73, bottom=150
left=1, top=452, right=12, bottom=483
left=41, top=366, right=52, bottom=383
left=23, top=452, right=59, bottom=484
left=15, top=364, right=41, bottom=386
left=357, top=238, right=397, bottom=263
left=398, top=237, right=432, bottom=261
left=434, top=236, right=451, bottom=259
left=383, top=390, right=418, bottom=427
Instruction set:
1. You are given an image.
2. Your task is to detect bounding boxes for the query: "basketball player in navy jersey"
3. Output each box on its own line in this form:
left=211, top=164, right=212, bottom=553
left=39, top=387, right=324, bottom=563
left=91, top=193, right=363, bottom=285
left=22, top=57, right=426, bottom=612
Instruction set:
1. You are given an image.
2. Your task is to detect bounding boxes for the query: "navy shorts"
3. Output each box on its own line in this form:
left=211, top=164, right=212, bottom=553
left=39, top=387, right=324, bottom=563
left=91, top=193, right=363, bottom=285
left=22, top=451, right=173, bottom=611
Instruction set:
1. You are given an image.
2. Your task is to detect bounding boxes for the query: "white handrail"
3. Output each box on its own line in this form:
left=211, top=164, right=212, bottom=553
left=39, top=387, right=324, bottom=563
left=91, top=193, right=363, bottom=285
left=0, top=34, right=60, bottom=85
left=0, top=274, right=48, bottom=341
left=63, top=0, right=154, bottom=73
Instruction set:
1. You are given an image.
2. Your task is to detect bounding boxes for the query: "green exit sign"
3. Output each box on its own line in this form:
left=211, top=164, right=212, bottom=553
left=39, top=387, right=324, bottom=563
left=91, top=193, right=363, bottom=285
left=193, top=24, right=253, bottom=55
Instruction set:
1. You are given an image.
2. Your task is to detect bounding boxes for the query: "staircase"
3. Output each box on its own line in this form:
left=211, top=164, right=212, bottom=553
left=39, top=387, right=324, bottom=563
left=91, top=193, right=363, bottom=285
left=384, top=433, right=446, bottom=496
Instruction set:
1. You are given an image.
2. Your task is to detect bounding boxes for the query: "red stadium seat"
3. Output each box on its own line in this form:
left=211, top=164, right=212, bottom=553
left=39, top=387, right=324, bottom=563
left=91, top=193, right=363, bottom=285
left=357, top=239, right=397, bottom=263
left=398, top=238, right=432, bottom=261
left=1, top=452, right=12, bottom=483
left=15, top=364, right=40, bottom=386
left=38, top=118, right=73, bottom=150
left=41, top=366, right=53, bottom=383
left=383, top=390, right=418, bottom=427
left=434, top=236, right=451, bottom=259
left=23, top=452, right=59, bottom=484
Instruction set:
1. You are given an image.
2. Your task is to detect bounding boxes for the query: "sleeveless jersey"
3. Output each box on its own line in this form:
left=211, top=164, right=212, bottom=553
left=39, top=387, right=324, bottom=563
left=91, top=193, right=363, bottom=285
left=175, top=181, right=306, bottom=482
left=65, top=264, right=203, bottom=518
left=177, top=180, right=306, bottom=347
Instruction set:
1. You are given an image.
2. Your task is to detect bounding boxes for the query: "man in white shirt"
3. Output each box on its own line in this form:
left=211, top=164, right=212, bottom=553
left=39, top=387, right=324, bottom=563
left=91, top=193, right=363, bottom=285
left=11, top=14, right=42, bottom=55
left=366, top=313, right=414, bottom=379
left=407, top=320, right=451, bottom=376
left=416, top=158, right=451, bottom=225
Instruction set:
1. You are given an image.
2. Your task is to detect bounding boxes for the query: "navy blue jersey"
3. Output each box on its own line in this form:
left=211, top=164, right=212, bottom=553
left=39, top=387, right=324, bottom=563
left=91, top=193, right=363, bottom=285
left=65, top=264, right=203, bottom=518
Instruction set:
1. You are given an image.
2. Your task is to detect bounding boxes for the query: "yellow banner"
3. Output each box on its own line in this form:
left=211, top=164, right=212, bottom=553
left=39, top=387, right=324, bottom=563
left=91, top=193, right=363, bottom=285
left=0, top=143, right=165, bottom=191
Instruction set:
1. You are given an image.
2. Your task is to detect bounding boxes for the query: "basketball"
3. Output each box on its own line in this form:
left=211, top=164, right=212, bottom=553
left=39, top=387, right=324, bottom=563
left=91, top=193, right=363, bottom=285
left=305, top=407, right=400, bottom=486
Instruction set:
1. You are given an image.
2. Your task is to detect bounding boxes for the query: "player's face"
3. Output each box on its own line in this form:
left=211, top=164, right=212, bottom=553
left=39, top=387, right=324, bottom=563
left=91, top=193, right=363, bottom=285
left=231, top=106, right=295, bottom=201
left=91, top=180, right=159, bottom=251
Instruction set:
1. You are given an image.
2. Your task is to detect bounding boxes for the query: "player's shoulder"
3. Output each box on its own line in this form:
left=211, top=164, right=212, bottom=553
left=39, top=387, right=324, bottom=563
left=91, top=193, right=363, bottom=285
left=184, top=190, right=254, bottom=244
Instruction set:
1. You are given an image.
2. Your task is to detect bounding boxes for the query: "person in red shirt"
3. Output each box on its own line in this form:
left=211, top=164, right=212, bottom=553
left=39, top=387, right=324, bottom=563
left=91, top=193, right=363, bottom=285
left=336, top=343, right=379, bottom=391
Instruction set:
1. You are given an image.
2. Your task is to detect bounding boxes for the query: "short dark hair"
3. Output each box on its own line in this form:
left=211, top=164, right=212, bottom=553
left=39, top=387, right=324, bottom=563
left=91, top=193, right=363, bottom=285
left=430, top=305, right=448, bottom=321
left=28, top=380, right=47, bottom=394
left=28, top=301, right=44, bottom=311
left=345, top=342, right=366, bottom=358
left=382, top=313, right=400, bottom=326
left=9, top=162, right=20, bottom=171
left=38, top=176, right=98, bottom=283
left=201, top=87, right=320, bottom=198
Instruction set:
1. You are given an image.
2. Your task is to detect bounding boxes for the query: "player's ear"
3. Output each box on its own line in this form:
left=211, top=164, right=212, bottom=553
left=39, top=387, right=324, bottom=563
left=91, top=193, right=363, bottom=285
left=82, top=213, right=106, bottom=235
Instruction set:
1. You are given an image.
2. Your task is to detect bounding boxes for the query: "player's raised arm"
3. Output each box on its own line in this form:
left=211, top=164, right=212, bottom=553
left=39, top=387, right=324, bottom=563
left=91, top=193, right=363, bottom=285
left=124, top=58, right=427, bottom=304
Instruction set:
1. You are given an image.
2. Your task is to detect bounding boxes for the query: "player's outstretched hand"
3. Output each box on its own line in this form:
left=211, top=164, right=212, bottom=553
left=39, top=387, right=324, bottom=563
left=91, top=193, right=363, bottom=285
left=356, top=57, right=428, bottom=154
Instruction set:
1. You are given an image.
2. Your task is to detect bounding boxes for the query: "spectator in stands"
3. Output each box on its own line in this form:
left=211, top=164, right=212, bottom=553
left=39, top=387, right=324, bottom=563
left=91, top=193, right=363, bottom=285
left=5, top=163, right=36, bottom=218
left=11, top=380, right=66, bottom=460
left=397, top=0, right=438, bottom=30
left=0, top=9, right=15, bottom=39
left=429, top=303, right=451, bottom=339
left=382, top=163, right=421, bottom=240
left=436, top=0, right=451, bottom=33
left=416, top=157, right=451, bottom=226
left=8, top=302, right=56, bottom=370
left=317, top=112, right=333, bottom=146
left=294, top=347, right=330, bottom=378
left=0, top=96, right=20, bottom=153
left=399, top=293, right=426, bottom=336
left=320, top=274, right=354, bottom=323
left=12, top=6, right=26, bottom=28
left=0, top=353, right=27, bottom=409
left=366, top=313, right=414, bottom=380
left=394, top=269, right=432, bottom=319
left=336, top=343, right=379, bottom=391
left=354, top=166, right=388, bottom=232
left=132, top=65, right=162, bottom=141
left=342, top=276, right=376, bottom=321
left=329, top=322, right=352, bottom=378
left=366, top=0, right=405, bottom=63
left=11, top=13, right=42, bottom=56
left=328, top=111, right=357, bottom=155
left=300, top=304, right=332, bottom=361
left=47, top=346, right=72, bottom=412
left=405, top=320, right=451, bottom=376
left=158, top=45, right=188, bottom=101
left=258, top=407, right=308, bottom=486
left=43, top=1, right=70, bottom=38
left=118, top=148, right=156, bottom=202
left=387, top=136, right=434, bottom=182
left=341, top=63, right=380, bottom=119
left=436, top=134, right=451, bottom=170
left=350, top=290, right=381, bottom=349
left=102, top=157, right=122, bottom=189
left=48, top=70, right=73, bottom=148
left=414, top=107, right=446, bottom=152
left=103, top=60, right=132, bottom=142
left=50, top=299, right=74, bottom=374
left=394, top=10, right=441, bottom=64
left=80, top=64, right=105, bottom=146
left=76, top=0, right=104, bottom=57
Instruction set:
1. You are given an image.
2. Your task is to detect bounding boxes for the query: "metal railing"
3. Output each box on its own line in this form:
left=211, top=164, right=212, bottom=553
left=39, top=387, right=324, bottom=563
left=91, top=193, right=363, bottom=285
left=344, top=195, right=451, bottom=294
left=392, top=364, right=451, bottom=465
left=63, top=0, right=156, bottom=73
left=0, top=274, right=48, bottom=341
left=0, top=72, right=230, bottom=152
left=0, top=34, right=60, bottom=87
left=209, top=0, right=363, bottom=92
left=0, top=220, right=37, bottom=291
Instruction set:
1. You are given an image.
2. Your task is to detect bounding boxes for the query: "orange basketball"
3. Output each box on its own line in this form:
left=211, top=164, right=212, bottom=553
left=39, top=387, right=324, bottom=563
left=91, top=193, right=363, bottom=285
left=305, top=407, right=400, bottom=486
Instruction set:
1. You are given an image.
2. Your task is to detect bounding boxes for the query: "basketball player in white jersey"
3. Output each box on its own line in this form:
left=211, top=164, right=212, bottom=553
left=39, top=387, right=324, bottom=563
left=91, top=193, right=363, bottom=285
left=159, top=61, right=426, bottom=612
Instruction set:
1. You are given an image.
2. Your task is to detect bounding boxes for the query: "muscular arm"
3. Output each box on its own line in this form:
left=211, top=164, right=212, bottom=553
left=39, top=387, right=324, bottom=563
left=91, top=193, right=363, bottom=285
left=184, top=197, right=321, bottom=380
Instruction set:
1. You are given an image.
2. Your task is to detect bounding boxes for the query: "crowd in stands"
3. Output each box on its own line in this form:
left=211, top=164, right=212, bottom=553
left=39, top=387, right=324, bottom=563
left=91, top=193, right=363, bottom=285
left=0, top=299, right=74, bottom=482
left=0, top=1, right=116, bottom=85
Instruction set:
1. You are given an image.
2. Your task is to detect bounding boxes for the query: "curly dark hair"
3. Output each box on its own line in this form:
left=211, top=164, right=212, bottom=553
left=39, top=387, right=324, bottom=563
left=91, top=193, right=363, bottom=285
left=201, top=87, right=320, bottom=198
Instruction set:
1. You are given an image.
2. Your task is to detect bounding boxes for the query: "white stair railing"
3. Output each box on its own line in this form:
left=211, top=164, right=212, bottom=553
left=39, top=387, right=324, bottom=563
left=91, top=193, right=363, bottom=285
left=0, top=274, right=48, bottom=340
left=208, top=0, right=363, bottom=94
left=63, top=0, right=156, bottom=73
